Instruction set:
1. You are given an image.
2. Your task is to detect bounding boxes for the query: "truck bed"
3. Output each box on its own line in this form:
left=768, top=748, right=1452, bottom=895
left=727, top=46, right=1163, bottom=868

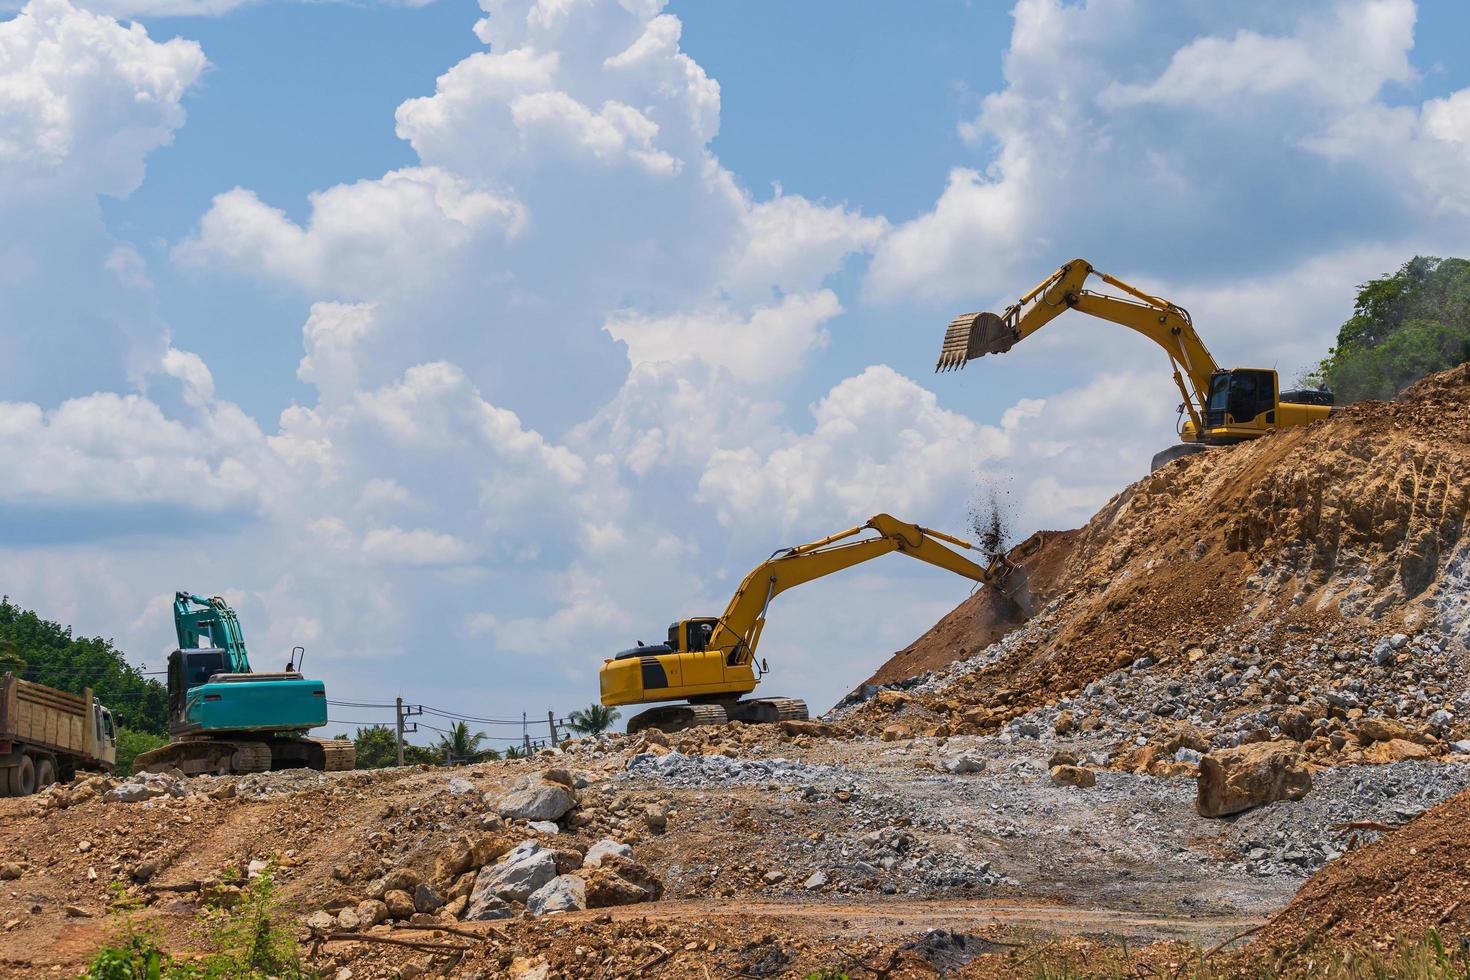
left=0, top=675, right=91, bottom=758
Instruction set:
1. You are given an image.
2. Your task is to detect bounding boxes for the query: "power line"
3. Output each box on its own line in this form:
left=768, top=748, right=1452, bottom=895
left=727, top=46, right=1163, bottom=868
left=419, top=705, right=529, bottom=726
left=416, top=721, right=546, bottom=743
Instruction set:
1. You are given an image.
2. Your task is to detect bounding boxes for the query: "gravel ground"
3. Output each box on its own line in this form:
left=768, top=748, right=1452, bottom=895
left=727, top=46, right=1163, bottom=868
left=616, top=739, right=1470, bottom=919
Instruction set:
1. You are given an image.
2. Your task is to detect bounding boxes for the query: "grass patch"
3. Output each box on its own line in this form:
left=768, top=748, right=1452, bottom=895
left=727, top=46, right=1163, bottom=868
left=86, top=865, right=313, bottom=979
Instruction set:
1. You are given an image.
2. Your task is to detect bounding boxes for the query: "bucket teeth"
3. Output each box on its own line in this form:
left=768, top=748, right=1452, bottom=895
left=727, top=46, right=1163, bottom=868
left=936, top=314, right=980, bottom=372
left=935, top=311, right=1017, bottom=372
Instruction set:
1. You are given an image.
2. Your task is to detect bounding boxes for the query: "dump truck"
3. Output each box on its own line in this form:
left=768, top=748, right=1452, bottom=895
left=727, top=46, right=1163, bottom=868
left=0, top=672, right=117, bottom=796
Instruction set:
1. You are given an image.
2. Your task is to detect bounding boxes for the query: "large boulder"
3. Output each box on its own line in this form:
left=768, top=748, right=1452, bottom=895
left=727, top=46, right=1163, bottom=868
left=366, top=867, right=422, bottom=900
left=469, top=840, right=557, bottom=905
left=1364, top=738, right=1432, bottom=763
left=1356, top=718, right=1420, bottom=744
left=463, top=891, right=513, bottom=921
left=583, top=857, right=665, bottom=909
left=582, top=839, right=633, bottom=869
left=1196, top=741, right=1312, bottom=818
left=593, top=854, right=664, bottom=902
left=383, top=889, right=416, bottom=920
left=1049, top=765, right=1096, bottom=789
left=470, top=833, right=516, bottom=868
left=103, top=781, right=167, bottom=804
left=943, top=754, right=986, bottom=775
left=526, top=874, right=586, bottom=915
left=434, top=841, right=473, bottom=881
left=413, top=882, right=444, bottom=914
left=356, top=900, right=389, bottom=928
left=497, top=780, right=577, bottom=822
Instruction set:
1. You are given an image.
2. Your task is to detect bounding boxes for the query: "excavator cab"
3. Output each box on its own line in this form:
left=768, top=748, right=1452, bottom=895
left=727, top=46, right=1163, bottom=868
left=1205, top=369, right=1276, bottom=434
left=1201, top=369, right=1334, bottom=442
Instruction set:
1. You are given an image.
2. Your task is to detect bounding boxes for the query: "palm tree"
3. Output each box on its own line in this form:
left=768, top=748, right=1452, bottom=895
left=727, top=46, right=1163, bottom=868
left=565, top=703, right=621, bottom=736
left=435, top=721, right=493, bottom=765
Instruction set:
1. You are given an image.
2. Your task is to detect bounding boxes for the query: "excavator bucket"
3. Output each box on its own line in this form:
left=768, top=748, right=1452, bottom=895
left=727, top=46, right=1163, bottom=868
left=993, top=562, right=1037, bottom=617
left=984, top=532, right=1049, bottom=617
left=936, top=311, right=1015, bottom=372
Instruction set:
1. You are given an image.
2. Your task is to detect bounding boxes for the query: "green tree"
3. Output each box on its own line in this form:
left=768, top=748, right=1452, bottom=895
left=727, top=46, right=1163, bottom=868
left=350, top=726, right=399, bottom=769
left=114, top=728, right=168, bottom=777
left=565, top=703, right=621, bottom=736
left=435, top=721, right=497, bottom=764
left=0, top=597, right=168, bottom=734
left=403, top=743, right=445, bottom=766
left=1309, top=255, right=1470, bottom=402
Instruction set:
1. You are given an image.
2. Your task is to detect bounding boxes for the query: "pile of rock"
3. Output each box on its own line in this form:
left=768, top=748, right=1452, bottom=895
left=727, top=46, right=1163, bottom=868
left=32, top=773, right=116, bottom=809
left=307, top=768, right=663, bottom=933
left=309, top=833, right=662, bottom=934
left=465, top=837, right=664, bottom=920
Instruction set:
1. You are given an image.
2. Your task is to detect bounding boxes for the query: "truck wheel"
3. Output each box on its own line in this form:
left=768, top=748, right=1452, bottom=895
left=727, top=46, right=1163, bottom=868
left=36, top=758, right=56, bottom=790
left=12, top=754, right=36, bottom=796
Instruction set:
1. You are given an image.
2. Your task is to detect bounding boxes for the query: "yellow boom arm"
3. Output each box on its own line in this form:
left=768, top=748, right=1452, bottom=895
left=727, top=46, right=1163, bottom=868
left=599, top=514, right=1045, bottom=719
left=708, top=513, right=1016, bottom=668
left=936, top=258, right=1220, bottom=435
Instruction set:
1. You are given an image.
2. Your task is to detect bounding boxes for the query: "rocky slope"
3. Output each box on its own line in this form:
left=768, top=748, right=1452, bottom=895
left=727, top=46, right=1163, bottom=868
left=841, top=366, right=1470, bottom=781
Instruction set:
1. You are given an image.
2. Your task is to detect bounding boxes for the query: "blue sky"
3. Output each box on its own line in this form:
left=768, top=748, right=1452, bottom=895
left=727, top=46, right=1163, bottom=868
left=3, top=0, right=1470, bottom=740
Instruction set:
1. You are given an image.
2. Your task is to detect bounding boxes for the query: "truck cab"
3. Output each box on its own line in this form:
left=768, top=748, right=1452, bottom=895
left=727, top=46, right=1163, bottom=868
left=91, top=701, right=117, bottom=768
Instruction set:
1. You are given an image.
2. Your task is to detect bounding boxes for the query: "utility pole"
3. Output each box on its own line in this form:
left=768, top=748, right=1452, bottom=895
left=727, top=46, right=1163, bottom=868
left=395, top=697, right=406, bottom=767
left=394, top=698, right=421, bottom=767
left=522, top=710, right=532, bottom=756
left=547, top=709, right=559, bottom=746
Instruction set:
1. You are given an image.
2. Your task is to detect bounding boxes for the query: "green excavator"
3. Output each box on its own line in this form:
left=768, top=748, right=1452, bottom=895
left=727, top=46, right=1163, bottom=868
left=134, top=593, right=355, bottom=775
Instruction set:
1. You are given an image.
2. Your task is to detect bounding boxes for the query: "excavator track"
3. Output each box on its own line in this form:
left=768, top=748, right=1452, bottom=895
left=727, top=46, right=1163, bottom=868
left=135, top=736, right=356, bottom=776
left=725, top=697, right=810, bottom=724
left=626, top=703, right=730, bottom=735
left=265, top=736, right=357, bottom=771
left=135, top=738, right=273, bottom=777
left=626, top=697, right=810, bottom=735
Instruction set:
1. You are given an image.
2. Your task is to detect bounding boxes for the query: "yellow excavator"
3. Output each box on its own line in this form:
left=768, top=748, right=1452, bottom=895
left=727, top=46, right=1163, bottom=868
left=935, top=258, right=1334, bottom=470
left=599, top=514, right=1044, bottom=734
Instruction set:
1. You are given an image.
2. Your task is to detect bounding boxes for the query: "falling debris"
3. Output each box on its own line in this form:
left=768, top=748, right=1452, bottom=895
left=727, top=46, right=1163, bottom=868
left=969, top=480, right=1014, bottom=559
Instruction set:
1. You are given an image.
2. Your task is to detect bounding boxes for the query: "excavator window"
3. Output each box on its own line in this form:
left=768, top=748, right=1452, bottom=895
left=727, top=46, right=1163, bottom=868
left=183, top=650, right=228, bottom=688
left=686, top=621, right=713, bottom=652
left=1207, top=370, right=1276, bottom=428
left=1228, top=373, right=1257, bottom=424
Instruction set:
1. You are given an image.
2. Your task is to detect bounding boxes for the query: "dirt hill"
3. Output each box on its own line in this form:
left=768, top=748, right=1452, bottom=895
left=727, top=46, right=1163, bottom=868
left=1249, top=783, right=1470, bottom=965
left=844, top=364, right=1470, bottom=768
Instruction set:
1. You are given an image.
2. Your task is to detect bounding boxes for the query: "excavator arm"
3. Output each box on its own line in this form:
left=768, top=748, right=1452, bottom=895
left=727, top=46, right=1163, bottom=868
left=173, top=593, right=252, bottom=674
left=707, top=513, right=1017, bottom=667
left=935, top=258, right=1220, bottom=435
